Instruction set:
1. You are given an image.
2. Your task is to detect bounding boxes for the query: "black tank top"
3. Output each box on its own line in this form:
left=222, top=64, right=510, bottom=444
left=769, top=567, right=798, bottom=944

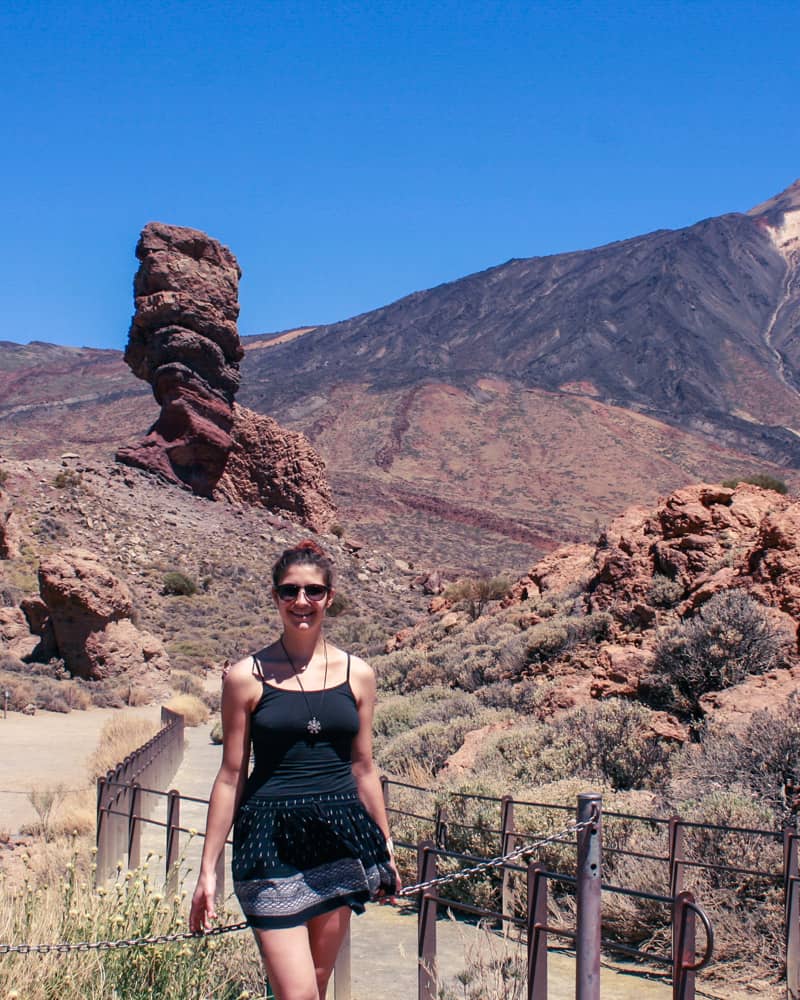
left=242, top=653, right=360, bottom=800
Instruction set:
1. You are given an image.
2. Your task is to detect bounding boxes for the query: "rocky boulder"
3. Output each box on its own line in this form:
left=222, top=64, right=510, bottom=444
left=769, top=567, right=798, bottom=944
left=0, top=607, right=38, bottom=660
left=0, top=491, right=20, bottom=560
left=38, top=548, right=168, bottom=679
left=214, top=405, right=336, bottom=532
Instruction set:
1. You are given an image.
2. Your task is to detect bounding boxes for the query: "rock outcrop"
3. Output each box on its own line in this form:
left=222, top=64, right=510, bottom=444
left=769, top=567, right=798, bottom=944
left=215, top=406, right=336, bottom=532
left=0, top=607, right=38, bottom=660
left=38, top=548, right=168, bottom=679
left=116, top=222, right=336, bottom=530
left=0, top=491, right=20, bottom=560
left=116, top=222, right=244, bottom=496
left=387, top=482, right=800, bottom=730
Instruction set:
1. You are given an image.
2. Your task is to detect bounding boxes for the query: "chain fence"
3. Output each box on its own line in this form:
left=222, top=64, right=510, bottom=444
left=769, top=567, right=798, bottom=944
left=0, top=815, right=594, bottom=956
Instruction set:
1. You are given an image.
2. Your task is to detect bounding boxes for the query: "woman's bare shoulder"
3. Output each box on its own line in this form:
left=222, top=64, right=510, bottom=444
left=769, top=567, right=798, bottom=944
left=222, top=656, right=262, bottom=700
left=347, top=652, right=374, bottom=679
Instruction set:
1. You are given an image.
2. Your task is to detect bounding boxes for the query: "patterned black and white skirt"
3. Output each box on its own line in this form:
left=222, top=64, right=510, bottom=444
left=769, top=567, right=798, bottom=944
left=232, top=791, right=395, bottom=929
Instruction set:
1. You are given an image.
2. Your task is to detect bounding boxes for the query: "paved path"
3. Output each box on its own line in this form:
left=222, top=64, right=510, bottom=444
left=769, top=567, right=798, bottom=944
left=0, top=703, right=163, bottom=833
left=155, top=721, right=673, bottom=1000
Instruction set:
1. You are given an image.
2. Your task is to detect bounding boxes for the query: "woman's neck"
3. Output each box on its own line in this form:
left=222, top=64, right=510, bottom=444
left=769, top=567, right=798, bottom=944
left=279, top=632, right=325, bottom=667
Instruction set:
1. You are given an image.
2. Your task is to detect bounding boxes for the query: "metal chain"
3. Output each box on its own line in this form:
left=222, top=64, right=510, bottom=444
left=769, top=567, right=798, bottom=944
left=0, top=816, right=595, bottom=955
left=398, top=814, right=594, bottom=896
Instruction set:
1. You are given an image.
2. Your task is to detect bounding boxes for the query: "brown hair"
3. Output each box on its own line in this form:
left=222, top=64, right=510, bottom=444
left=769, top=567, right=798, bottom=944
left=271, top=540, right=335, bottom=588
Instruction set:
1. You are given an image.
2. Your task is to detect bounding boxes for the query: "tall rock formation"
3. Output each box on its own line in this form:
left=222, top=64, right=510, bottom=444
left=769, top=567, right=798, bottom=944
left=117, top=222, right=336, bottom=530
left=116, top=223, right=244, bottom=495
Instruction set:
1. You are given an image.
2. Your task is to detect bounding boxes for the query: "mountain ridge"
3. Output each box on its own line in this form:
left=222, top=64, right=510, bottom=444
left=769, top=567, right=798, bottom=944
left=2, top=181, right=800, bottom=571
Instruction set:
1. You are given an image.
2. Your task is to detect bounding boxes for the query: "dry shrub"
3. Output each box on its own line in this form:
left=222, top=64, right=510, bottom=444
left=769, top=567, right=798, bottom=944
left=0, top=671, right=36, bottom=710
left=87, top=716, right=160, bottom=779
left=650, top=590, right=785, bottom=717
left=50, top=786, right=96, bottom=837
left=439, top=918, right=527, bottom=1000
left=209, top=715, right=223, bottom=744
left=0, top=841, right=262, bottom=999
left=470, top=700, right=673, bottom=793
left=163, top=693, right=210, bottom=727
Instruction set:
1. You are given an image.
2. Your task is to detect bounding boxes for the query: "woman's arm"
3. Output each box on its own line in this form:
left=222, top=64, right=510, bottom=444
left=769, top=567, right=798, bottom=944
left=350, top=656, right=402, bottom=891
left=189, top=660, right=256, bottom=931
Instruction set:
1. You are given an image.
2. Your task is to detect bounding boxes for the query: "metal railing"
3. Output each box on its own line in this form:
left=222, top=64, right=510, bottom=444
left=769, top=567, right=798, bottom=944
left=95, top=706, right=184, bottom=883
left=381, top=775, right=798, bottom=999
left=92, top=721, right=796, bottom=999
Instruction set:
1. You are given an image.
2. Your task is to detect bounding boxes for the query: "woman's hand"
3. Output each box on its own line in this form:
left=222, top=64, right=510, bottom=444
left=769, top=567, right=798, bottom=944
left=387, top=856, right=402, bottom=896
left=189, top=872, right=217, bottom=933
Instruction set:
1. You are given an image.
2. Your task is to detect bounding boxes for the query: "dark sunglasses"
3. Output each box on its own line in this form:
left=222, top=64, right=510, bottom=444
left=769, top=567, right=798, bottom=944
left=275, top=583, right=330, bottom=602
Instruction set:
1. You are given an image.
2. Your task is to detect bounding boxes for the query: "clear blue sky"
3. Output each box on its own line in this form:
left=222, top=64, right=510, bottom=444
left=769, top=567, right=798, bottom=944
left=1, top=0, right=799, bottom=350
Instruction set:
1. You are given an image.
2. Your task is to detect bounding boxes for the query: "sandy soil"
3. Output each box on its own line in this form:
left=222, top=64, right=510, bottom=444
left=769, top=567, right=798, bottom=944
left=0, top=703, right=163, bottom=833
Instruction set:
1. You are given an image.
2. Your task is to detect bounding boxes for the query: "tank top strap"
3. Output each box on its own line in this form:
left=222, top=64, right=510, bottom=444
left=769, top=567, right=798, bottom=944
left=252, top=654, right=264, bottom=681
left=346, top=652, right=351, bottom=682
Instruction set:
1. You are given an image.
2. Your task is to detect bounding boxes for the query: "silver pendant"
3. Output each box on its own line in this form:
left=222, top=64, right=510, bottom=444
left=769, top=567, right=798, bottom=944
left=307, top=717, right=322, bottom=735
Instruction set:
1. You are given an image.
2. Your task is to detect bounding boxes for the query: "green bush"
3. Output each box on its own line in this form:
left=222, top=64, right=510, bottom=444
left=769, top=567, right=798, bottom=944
left=472, top=700, right=672, bottom=792
left=721, top=473, right=788, bottom=494
left=443, top=574, right=511, bottom=620
left=650, top=590, right=783, bottom=717
left=162, top=570, right=198, bottom=597
left=377, top=715, right=483, bottom=775
left=647, top=573, right=684, bottom=608
left=674, top=698, right=800, bottom=825
left=52, top=469, right=82, bottom=489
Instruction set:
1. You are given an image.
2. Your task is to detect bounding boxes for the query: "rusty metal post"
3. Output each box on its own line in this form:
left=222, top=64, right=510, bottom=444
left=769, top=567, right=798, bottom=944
left=785, top=828, right=799, bottom=1000
left=501, top=795, right=516, bottom=934
left=526, top=861, right=548, bottom=1000
left=95, top=775, right=108, bottom=885
left=669, top=816, right=684, bottom=896
left=127, top=783, right=142, bottom=871
left=333, top=921, right=352, bottom=1000
left=215, top=844, right=226, bottom=906
left=672, top=890, right=696, bottom=1000
left=576, top=792, right=602, bottom=1000
left=434, top=803, right=448, bottom=849
left=417, top=840, right=438, bottom=1000
left=380, top=774, right=390, bottom=811
left=669, top=816, right=685, bottom=967
left=165, top=789, right=181, bottom=894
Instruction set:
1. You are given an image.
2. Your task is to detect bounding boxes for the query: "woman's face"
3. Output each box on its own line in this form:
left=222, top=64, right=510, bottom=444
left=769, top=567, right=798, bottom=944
left=273, top=563, right=333, bottom=634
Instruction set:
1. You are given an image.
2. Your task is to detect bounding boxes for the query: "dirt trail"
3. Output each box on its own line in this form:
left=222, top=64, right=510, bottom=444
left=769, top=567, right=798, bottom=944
left=0, top=703, right=162, bottom=833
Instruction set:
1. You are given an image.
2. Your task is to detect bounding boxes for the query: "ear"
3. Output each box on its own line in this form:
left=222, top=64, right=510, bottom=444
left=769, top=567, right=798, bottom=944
left=325, top=588, right=335, bottom=610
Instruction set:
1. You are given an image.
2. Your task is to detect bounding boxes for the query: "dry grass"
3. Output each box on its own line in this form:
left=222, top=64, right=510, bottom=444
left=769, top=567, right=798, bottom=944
left=86, top=716, right=161, bottom=780
left=162, top=693, right=210, bottom=727
left=0, top=838, right=263, bottom=999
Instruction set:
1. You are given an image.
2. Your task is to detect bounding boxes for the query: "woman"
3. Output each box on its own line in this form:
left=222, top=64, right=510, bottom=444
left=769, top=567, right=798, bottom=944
left=190, top=540, right=400, bottom=1000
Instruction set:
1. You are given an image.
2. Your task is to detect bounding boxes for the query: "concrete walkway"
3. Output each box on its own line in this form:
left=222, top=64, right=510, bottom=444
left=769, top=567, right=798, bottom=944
left=156, top=721, right=674, bottom=1000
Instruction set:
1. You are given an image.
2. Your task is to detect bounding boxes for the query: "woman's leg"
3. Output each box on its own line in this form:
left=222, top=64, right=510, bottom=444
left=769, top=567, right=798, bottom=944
left=251, top=924, right=318, bottom=1000
left=308, top=906, right=352, bottom=999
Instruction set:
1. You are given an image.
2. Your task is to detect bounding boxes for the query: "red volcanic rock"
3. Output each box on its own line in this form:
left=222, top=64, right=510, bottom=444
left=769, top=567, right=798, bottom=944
left=590, top=643, right=655, bottom=699
left=0, top=607, right=38, bottom=660
left=117, top=223, right=337, bottom=527
left=38, top=548, right=168, bottom=680
left=117, top=364, right=235, bottom=497
left=0, top=491, right=20, bottom=560
left=504, top=544, right=591, bottom=605
left=214, top=405, right=337, bottom=532
left=84, top=620, right=169, bottom=680
left=746, top=505, right=800, bottom=640
left=117, top=223, right=243, bottom=495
